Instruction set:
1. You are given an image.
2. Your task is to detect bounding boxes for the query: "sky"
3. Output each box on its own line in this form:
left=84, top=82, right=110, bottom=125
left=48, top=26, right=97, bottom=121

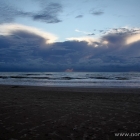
left=0, top=0, right=140, bottom=72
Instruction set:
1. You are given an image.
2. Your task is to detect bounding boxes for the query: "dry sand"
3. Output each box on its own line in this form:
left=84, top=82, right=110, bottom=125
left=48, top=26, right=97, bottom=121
left=0, top=85, right=140, bottom=140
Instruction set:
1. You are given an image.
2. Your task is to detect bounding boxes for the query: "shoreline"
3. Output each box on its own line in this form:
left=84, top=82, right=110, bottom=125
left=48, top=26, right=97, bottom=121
left=0, top=85, right=140, bottom=139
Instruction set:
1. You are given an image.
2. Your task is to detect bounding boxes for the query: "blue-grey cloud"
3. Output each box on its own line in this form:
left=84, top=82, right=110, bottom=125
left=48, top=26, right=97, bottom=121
left=0, top=1, right=62, bottom=23
left=91, top=11, right=104, bottom=15
left=0, top=1, right=17, bottom=23
left=90, top=8, right=104, bottom=16
left=75, top=15, right=83, bottom=18
left=1, top=27, right=140, bottom=72
left=88, top=33, right=95, bottom=36
left=27, top=3, right=62, bottom=23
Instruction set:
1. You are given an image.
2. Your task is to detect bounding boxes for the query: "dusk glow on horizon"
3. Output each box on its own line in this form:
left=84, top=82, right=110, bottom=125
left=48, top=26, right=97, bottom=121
left=0, top=0, right=140, bottom=72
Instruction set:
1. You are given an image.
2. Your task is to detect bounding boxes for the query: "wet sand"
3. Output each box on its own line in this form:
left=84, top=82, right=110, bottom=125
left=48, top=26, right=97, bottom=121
left=0, top=85, right=140, bottom=140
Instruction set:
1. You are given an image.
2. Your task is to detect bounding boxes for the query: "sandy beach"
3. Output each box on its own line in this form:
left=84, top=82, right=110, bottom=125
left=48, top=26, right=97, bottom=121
left=0, top=85, right=140, bottom=140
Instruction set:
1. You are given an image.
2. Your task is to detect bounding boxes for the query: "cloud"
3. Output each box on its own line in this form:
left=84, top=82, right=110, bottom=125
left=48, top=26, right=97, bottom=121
left=75, top=29, right=93, bottom=35
left=92, top=11, right=104, bottom=15
left=75, top=15, right=83, bottom=18
left=0, top=1, right=17, bottom=23
left=30, top=3, right=62, bottom=23
left=72, top=28, right=140, bottom=48
left=73, top=27, right=140, bottom=47
left=88, top=33, right=95, bottom=36
left=0, top=1, right=62, bottom=24
left=126, top=33, right=140, bottom=45
left=90, top=8, right=104, bottom=16
left=103, top=27, right=140, bottom=46
left=0, top=23, right=58, bottom=44
left=0, top=26, right=140, bottom=72
left=66, top=36, right=99, bottom=46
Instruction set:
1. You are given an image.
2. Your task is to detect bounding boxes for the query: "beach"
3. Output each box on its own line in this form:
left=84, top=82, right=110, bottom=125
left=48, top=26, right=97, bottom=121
left=0, top=85, right=140, bottom=140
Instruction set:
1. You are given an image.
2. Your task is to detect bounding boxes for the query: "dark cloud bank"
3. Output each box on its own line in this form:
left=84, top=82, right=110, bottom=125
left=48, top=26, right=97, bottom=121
left=0, top=29, right=140, bottom=72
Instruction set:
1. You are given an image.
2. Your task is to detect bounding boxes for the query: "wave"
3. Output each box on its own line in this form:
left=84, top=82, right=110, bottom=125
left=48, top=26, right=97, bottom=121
left=0, top=76, right=9, bottom=79
left=89, top=76, right=111, bottom=80
left=0, top=76, right=86, bottom=80
left=60, top=77, right=85, bottom=80
left=23, top=73, right=52, bottom=76
left=0, top=76, right=50, bottom=79
left=0, top=76, right=130, bottom=80
left=115, top=77, right=129, bottom=80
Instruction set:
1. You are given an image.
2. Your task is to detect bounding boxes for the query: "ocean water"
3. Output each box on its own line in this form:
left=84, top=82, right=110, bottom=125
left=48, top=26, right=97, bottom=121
left=0, top=72, right=140, bottom=88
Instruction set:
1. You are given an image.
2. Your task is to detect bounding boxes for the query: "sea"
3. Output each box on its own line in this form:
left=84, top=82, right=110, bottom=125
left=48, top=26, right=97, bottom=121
left=0, top=72, right=140, bottom=88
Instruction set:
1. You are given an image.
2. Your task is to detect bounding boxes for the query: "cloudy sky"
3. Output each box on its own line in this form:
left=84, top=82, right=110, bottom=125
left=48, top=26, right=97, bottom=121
left=0, top=0, right=140, bottom=72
